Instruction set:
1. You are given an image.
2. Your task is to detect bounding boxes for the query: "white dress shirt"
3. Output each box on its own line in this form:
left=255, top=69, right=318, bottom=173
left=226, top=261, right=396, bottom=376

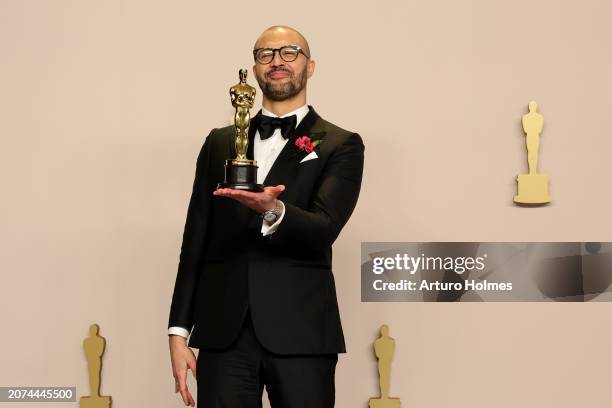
left=169, top=104, right=310, bottom=338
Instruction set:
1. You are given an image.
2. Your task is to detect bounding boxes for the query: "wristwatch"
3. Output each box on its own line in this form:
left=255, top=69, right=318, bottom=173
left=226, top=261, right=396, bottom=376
left=262, top=199, right=283, bottom=223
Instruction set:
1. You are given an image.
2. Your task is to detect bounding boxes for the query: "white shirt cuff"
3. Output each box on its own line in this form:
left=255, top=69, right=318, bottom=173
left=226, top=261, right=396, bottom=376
left=261, top=200, right=285, bottom=236
left=168, top=326, right=190, bottom=338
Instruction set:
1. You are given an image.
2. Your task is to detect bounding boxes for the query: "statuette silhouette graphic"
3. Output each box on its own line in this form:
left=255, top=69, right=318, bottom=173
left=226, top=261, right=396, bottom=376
left=79, top=324, right=112, bottom=408
left=513, top=100, right=551, bottom=204
left=218, top=68, right=264, bottom=191
left=369, top=325, right=401, bottom=408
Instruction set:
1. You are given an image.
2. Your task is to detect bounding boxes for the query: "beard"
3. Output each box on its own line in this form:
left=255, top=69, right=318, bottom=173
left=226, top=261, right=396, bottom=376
left=255, top=65, right=308, bottom=101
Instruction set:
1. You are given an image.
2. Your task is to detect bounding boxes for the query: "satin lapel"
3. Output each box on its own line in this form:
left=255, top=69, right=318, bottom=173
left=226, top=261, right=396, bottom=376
left=262, top=106, right=326, bottom=187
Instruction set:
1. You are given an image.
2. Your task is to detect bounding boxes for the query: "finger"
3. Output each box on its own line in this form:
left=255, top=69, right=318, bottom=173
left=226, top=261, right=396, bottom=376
left=178, top=370, right=189, bottom=404
left=264, top=184, right=284, bottom=194
left=229, top=189, right=258, bottom=199
left=233, top=187, right=268, bottom=198
left=222, top=191, right=258, bottom=206
left=180, top=389, right=188, bottom=405
left=271, top=185, right=286, bottom=196
left=188, top=357, right=197, bottom=379
left=186, top=390, right=195, bottom=406
left=180, top=388, right=190, bottom=406
left=214, top=188, right=247, bottom=198
left=213, top=187, right=233, bottom=195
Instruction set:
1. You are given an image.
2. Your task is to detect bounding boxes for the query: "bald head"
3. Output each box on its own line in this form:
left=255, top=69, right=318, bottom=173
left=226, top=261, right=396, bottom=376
left=254, top=25, right=310, bottom=57
left=251, top=25, right=315, bottom=107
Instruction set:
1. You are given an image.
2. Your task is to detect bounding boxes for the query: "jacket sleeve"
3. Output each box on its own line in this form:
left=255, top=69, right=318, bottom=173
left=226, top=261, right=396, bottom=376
left=167, top=130, right=214, bottom=332
left=267, top=132, right=364, bottom=252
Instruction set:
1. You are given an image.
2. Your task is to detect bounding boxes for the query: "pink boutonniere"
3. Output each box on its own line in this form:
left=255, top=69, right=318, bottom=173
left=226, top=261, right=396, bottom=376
left=295, top=135, right=322, bottom=153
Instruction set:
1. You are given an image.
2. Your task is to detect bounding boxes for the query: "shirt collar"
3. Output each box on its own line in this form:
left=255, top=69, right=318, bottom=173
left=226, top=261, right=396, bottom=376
left=261, top=104, right=310, bottom=128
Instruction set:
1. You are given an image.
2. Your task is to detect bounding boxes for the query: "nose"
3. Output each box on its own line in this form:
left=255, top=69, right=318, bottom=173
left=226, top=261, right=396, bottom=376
left=270, top=49, right=284, bottom=66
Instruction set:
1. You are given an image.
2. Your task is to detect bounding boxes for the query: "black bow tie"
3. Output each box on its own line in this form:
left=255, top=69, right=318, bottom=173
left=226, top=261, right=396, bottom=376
left=257, top=114, right=297, bottom=140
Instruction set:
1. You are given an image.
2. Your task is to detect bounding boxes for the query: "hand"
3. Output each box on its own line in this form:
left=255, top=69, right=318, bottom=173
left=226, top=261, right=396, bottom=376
left=169, top=335, right=197, bottom=407
left=213, top=185, right=285, bottom=213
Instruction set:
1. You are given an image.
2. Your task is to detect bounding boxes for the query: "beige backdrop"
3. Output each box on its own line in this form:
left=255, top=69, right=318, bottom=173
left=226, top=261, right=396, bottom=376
left=2, top=0, right=612, bottom=407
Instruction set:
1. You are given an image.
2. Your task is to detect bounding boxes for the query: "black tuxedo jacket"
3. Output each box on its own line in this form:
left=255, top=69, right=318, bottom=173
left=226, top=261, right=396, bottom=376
left=168, top=105, right=364, bottom=354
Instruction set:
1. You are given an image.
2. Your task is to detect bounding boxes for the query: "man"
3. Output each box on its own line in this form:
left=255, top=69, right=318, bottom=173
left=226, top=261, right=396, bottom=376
left=168, top=25, right=364, bottom=407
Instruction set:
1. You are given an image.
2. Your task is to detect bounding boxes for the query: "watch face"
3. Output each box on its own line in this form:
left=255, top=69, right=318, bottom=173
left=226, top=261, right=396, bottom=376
left=263, top=212, right=277, bottom=222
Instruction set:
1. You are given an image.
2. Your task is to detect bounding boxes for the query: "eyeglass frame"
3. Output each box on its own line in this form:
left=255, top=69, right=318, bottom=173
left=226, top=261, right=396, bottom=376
left=252, top=45, right=310, bottom=64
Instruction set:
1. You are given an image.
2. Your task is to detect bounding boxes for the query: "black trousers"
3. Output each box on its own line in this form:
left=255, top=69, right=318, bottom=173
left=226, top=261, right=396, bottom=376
left=196, top=308, right=338, bottom=407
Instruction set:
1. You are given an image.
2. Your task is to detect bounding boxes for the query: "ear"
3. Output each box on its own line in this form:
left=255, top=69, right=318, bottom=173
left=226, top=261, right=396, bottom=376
left=307, top=59, right=315, bottom=79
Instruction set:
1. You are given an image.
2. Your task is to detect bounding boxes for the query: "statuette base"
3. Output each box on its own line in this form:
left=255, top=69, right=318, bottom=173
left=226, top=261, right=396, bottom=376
left=79, top=396, right=111, bottom=408
left=514, top=174, right=551, bottom=204
left=217, top=159, right=263, bottom=192
left=369, top=397, right=401, bottom=408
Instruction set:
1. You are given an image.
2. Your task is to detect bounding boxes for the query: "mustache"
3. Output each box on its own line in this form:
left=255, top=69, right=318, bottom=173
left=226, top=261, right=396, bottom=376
left=265, top=67, right=292, bottom=77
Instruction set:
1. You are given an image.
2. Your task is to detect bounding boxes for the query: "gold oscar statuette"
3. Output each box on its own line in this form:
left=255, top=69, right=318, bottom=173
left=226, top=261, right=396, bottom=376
left=513, top=100, right=551, bottom=204
left=217, top=68, right=264, bottom=191
left=369, top=324, right=401, bottom=408
left=79, top=324, right=112, bottom=408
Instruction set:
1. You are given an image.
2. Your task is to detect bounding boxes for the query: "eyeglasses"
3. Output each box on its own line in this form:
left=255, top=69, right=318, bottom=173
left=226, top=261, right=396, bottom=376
left=252, top=45, right=310, bottom=64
